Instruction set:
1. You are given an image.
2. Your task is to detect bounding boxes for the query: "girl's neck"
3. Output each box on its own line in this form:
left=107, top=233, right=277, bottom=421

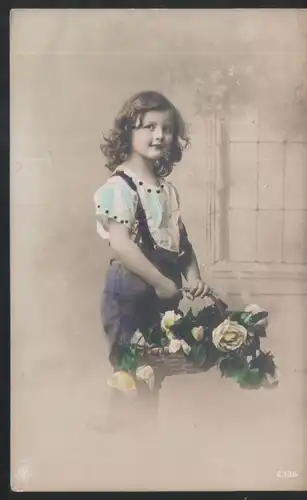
left=122, top=154, right=159, bottom=185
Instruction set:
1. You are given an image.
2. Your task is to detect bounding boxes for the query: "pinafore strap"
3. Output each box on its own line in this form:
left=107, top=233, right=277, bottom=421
left=112, top=170, right=157, bottom=252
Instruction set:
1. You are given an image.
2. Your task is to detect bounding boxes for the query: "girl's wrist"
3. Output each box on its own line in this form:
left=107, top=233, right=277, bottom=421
left=185, top=266, right=201, bottom=282
left=187, top=274, right=202, bottom=284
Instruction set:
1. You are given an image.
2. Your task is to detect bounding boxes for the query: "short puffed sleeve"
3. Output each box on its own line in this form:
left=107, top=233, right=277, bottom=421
left=94, top=176, right=137, bottom=238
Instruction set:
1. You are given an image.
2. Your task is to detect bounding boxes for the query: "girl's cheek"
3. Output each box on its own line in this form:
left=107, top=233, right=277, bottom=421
left=165, top=134, right=174, bottom=145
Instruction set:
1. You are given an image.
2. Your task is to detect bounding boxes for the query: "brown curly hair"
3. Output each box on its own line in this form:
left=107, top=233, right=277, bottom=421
left=100, top=91, right=190, bottom=177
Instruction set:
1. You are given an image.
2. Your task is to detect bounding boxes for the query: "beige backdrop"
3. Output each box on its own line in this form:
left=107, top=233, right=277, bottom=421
left=11, top=9, right=307, bottom=491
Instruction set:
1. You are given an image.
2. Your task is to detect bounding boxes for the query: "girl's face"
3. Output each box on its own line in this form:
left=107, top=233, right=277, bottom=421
left=131, top=109, right=174, bottom=162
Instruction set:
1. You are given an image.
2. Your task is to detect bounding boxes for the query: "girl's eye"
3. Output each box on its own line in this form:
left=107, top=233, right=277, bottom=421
left=143, top=124, right=173, bottom=133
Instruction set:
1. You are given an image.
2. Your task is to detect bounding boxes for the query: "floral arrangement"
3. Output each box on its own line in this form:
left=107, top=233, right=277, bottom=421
left=107, top=301, right=279, bottom=393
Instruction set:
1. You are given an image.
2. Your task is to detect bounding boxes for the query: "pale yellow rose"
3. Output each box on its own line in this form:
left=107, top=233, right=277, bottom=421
left=191, top=326, right=204, bottom=341
left=107, top=371, right=136, bottom=392
left=212, top=319, right=247, bottom=352
left=161, top=310, right=183, bottom=340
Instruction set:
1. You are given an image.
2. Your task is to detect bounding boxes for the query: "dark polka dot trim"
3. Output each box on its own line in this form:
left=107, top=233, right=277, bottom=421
left=160, top=185, right=164, bottom=189
left=139, top=181, right=143, bottom=186
left=147, top=188, right=152, bottom=193
left=156, top=190, right=160, bottom=194
left=103, top=212, right=129, bottom=224
left=97, top=204, right=100, bottom=208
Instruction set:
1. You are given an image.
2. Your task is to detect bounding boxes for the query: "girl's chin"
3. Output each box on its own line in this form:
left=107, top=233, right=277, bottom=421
left=147, top=148, right=164, bottom=159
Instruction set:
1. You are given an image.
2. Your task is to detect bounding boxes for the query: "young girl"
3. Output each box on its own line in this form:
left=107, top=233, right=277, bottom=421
left=94, top=91, right=213, bottom=391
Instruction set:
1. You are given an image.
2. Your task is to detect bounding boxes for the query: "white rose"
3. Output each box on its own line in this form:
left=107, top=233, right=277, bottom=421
left=245, top=304, right=268, bottom=328
left=212, top=319, right=247, bottom=352
left=130, top=329, right=145, bottom=347
left=169, top=338, right=182, bottom=353
left=169, top=338, right=191, bottom=355
left=191, top=326, right=204, bottom=342
left=180, top=340, right=192, bottom=355
left=136, top=365, right=155, bottom=391
left=161, top=310, right=183, bottom=340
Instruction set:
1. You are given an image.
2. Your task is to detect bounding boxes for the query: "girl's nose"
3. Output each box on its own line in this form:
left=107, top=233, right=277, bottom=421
left=153, top=127, right=163, bottom=140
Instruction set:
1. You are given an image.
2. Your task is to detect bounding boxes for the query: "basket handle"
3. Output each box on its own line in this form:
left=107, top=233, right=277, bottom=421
left=179, top=287, right=228, bottom=316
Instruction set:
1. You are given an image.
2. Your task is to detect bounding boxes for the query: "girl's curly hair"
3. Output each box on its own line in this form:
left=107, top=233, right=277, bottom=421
left=100, top=90, right=190, bottom=177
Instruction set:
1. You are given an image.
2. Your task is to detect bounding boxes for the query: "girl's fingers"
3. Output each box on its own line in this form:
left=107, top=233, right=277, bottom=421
left=193, top=281, right=204, bottom=298
left=181, top=284, right=216, bottom=300
left=200, top=285, right=214, bottom=299
left=188, top=282, right=199, bottom=296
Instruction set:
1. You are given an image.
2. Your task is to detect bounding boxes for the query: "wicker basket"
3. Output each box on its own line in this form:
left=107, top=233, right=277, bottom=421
left=146, top=347, right=201, bottom=376
left=140, top=294, right=229, bottom=378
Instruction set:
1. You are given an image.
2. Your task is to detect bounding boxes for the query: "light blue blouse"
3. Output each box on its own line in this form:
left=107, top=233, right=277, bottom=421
left=94, top=167, right=182, bottom=252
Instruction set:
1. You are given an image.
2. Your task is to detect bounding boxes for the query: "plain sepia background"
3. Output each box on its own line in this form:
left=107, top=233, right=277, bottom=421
left=11, top=9, right=307, bottom=491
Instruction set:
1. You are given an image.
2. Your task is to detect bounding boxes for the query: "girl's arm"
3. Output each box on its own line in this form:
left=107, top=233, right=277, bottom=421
left=181, top=245, right=201, bottom=283
left=178, top=217, right=201, bottom=282
left=108, top=220, right=180, bottom=300
left=172, top=185, right=212, bottom=299
left=182, top=245, right=213, bottom=299
left=179, top=219, right=212, bottom=299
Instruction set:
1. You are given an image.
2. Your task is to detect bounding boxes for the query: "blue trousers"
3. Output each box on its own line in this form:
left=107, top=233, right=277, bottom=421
left=101, top=250, right=183, bottom=367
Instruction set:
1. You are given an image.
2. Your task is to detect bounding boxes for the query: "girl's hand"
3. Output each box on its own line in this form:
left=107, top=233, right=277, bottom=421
left=154, top=278, right=181, bottom=301
left=185, top=279, right=213, bottom=300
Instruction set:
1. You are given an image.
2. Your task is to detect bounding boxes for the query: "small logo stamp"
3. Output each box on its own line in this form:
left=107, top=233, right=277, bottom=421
left=12, top=461, right=32, bottom=490
left=276, top=469, right=299, bottom=479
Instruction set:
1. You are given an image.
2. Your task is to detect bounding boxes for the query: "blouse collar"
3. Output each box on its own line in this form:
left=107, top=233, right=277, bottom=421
left=115, top=166, right=163, bottom=189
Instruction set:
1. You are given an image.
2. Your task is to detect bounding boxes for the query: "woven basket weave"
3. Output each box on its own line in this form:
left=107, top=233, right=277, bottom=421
left=146, top=347, right=201, bottom=376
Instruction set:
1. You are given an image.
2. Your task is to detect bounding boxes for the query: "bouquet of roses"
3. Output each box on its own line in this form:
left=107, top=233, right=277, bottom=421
left=107, top=299, right=279, bottom=393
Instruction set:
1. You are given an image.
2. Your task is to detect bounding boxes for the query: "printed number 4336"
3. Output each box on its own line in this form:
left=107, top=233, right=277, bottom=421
left=277, top=470, right=299, bottom=478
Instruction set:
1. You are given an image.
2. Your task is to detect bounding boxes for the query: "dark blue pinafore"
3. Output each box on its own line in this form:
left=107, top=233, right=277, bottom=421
left=101, top=171, right=192, bottom=368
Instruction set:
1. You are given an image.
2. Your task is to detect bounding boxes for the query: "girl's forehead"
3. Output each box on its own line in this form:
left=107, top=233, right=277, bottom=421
left=141, top=109, right=173, bottom=124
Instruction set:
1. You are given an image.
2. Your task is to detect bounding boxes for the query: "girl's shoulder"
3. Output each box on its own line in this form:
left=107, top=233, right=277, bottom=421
left=94, top=173, right=138, bottom=203
left=162, top=178, right=180, bottom=204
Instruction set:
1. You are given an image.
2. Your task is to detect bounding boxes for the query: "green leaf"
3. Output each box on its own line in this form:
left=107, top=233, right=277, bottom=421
left=186, top=308, right=195, bottom=321
left=227, top=311, right=244, bottom=323
left=188, top=344, right=208, bottom=366
left=241, top=334, right=258, bottom=358
left=249, top=350, right=276, bottom=377
left=238, top=368, right=264, bottom=388
left=117, top=345, right=139, bottom=372
left=219, top=355, right=248, bottom=379
left=147, top=323, right=163, bottom=345
left=240, top=312, right=252, bottom=325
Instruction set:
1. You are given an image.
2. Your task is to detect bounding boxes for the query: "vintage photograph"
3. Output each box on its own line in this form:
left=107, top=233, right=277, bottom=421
left=10, top=9, right=307, bottom=491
